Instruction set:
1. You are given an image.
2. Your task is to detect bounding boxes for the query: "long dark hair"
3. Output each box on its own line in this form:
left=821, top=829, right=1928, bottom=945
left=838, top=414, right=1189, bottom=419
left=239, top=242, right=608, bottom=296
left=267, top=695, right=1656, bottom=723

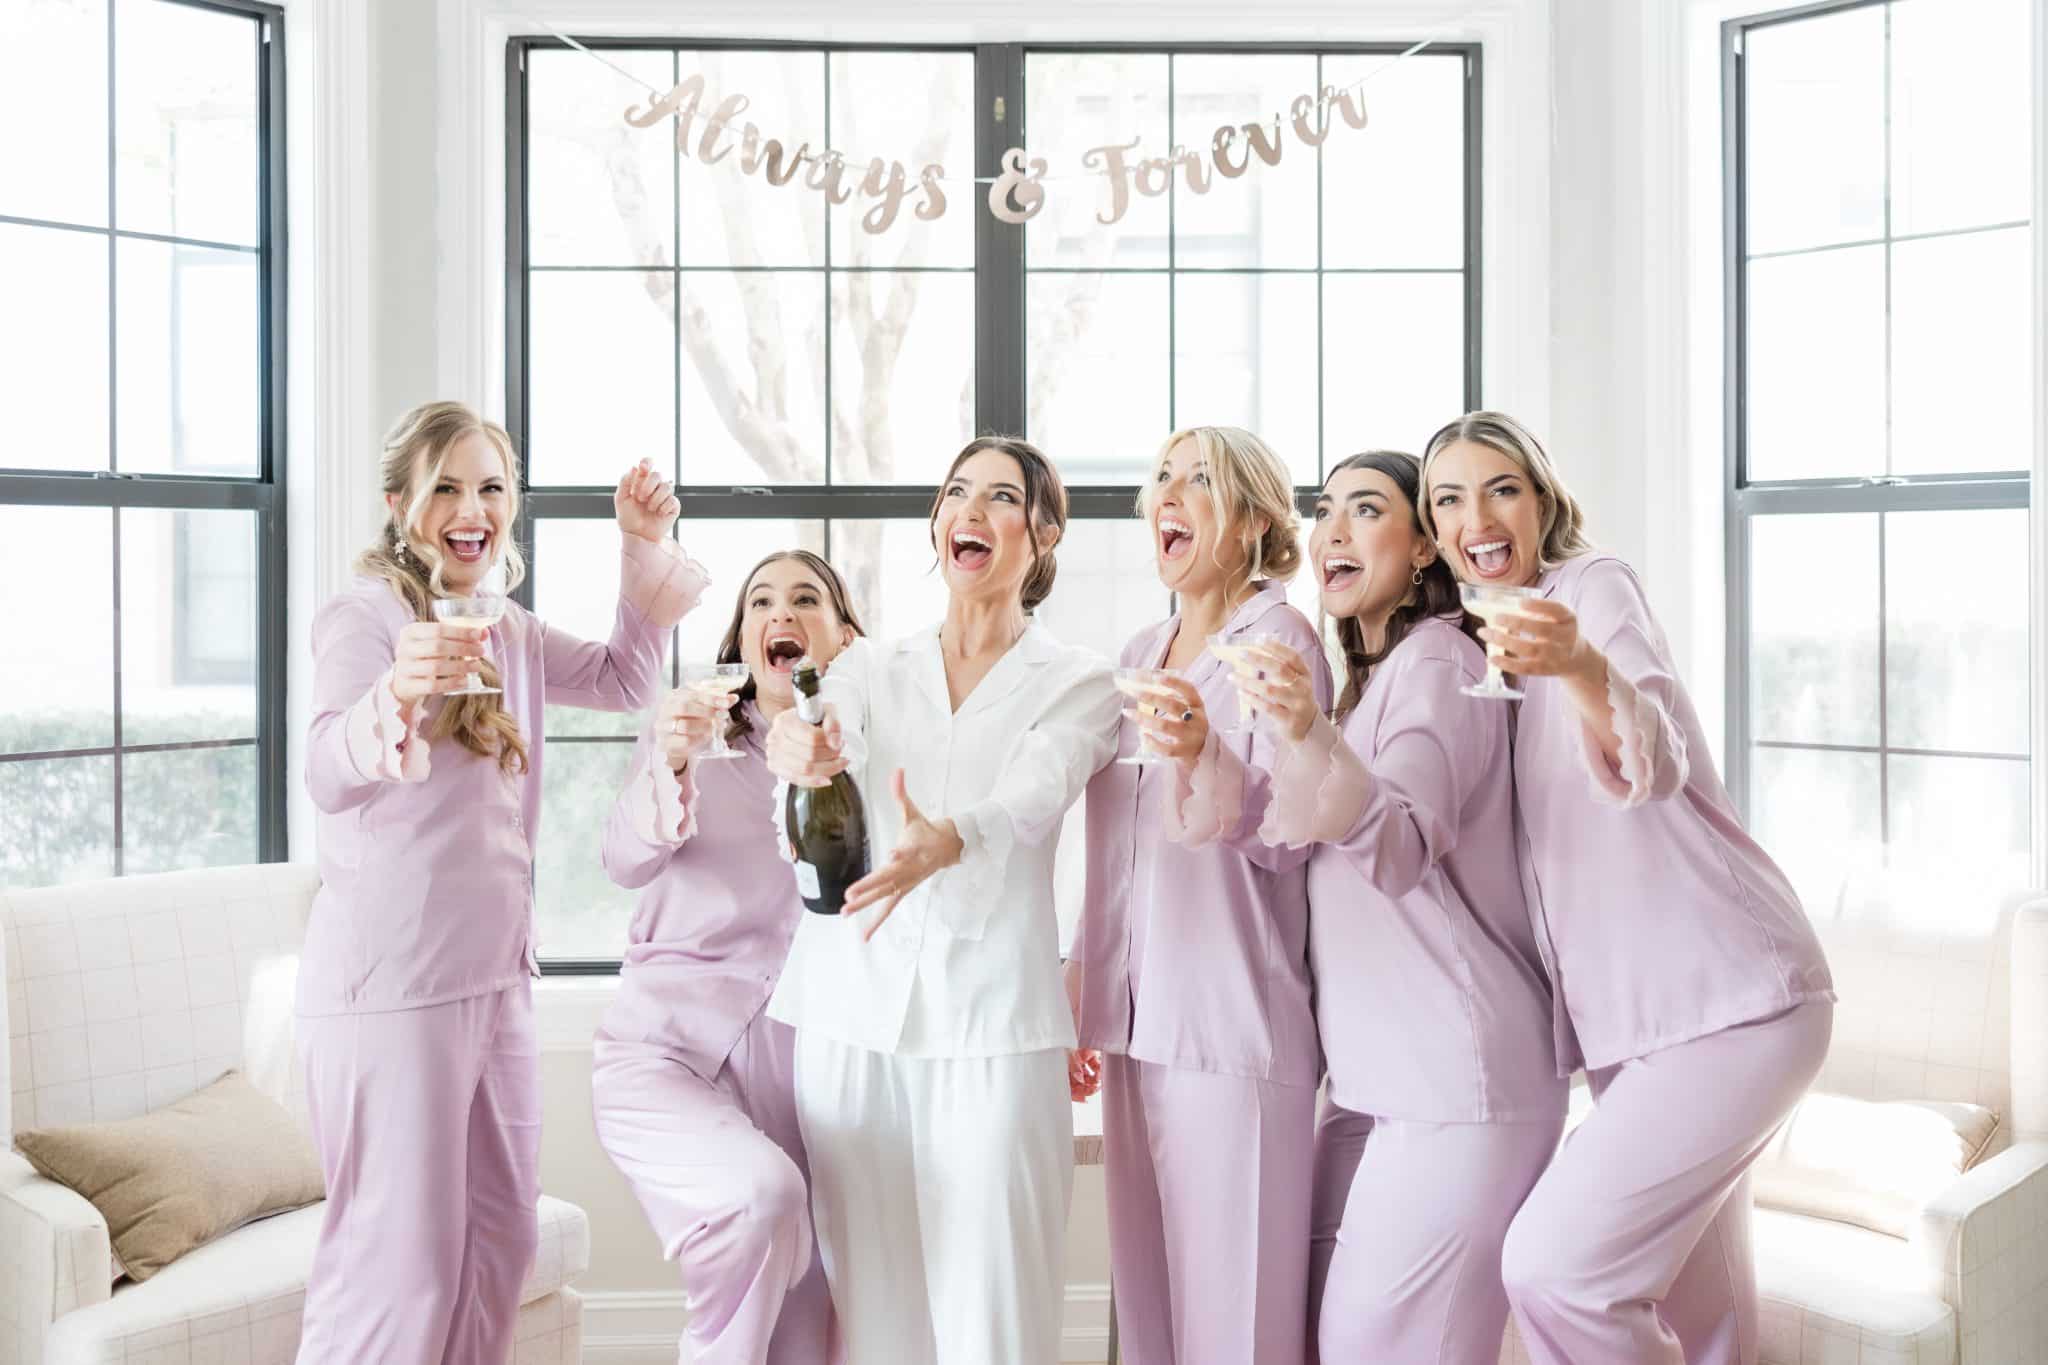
left=1324, top=450, right=1467, bottom=722
left=714, top=550, right=866, bottom=745
left=928, top=435, right=1068, bottom=613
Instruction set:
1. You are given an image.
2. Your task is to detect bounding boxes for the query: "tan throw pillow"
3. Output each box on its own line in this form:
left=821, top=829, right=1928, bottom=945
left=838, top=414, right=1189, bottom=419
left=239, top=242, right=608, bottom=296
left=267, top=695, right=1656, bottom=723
left=13, top=1070, right=325, bottom=1281
left=1753, top=1091, right=2000, bottom=1239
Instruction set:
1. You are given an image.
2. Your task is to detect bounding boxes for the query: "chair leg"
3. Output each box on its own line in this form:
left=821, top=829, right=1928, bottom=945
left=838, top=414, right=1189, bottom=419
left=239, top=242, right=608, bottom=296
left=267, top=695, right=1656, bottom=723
left=1106, top=1281, right=1119, bottom=1364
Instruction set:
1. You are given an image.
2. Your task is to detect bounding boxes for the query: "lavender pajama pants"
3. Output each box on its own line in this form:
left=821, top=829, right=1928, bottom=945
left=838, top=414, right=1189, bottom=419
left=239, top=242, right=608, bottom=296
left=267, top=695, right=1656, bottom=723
left=1502, top=1001, right=1833, bottom=1365
left=296, top=983, right=540, bottom=1365
left=1308, top=1102, right=1562, bottom=1364
left=1101, top=1053, right=1316, bottom=1365
left=591, top=1011, right=833, bottom=1365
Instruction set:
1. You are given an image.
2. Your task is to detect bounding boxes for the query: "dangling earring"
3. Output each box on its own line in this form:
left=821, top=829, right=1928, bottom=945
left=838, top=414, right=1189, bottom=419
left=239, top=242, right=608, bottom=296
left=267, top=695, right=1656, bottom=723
left=392, top=535, right=409, bottom=563
left=1411, top=565, right=1425, bottom=586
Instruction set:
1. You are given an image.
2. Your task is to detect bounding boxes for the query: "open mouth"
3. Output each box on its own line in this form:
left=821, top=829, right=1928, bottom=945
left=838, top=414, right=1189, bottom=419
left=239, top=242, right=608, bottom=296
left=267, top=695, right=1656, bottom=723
left=950, top=528, right=994, bottom=572
left=763, top=632, right=806, bottom=675
left=1321, top=555, right=1363, bottom=592
left=1464, top=538, right=1512, bottom=579
left=445, top=528, right=490, bottom=565
left=1158, top=515, right=1194, bottom=561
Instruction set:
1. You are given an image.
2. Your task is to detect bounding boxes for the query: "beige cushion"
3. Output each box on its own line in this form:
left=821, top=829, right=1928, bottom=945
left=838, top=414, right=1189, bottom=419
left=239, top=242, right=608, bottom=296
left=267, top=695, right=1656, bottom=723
left=1752, top=1091, right=1999, bottom=1238
left=13, top=1070, right=324, bottom=1282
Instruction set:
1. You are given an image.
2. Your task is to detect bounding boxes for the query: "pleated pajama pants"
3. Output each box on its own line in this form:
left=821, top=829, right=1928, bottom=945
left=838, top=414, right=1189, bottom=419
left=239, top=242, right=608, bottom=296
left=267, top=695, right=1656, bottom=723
left=1101, top=1053, right=1317, bottom=1365
left=793, top=1031, right=1072, bottom=1365
left=296, top=983, right=540, bottom=1365
left=590, top=1010, right=833, bottom=1365
left=1308, top=1102, right=1561, bottom=1364
left=1501, top=1001, right=1834, bottom=1365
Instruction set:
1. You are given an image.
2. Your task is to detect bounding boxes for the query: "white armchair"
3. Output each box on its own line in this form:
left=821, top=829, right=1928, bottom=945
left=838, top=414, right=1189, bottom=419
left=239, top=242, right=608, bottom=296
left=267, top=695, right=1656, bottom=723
left=0, top=865, right=590, bottom=1365
left=1499, top=893, right=2048, bottom=1365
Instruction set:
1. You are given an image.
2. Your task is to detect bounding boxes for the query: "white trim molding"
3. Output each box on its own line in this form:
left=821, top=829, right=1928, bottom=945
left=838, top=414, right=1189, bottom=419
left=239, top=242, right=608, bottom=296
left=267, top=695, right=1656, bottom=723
left=581, top=1283, right=1116, bottom=1364
left=2032, top=0, right=2046, bottom=891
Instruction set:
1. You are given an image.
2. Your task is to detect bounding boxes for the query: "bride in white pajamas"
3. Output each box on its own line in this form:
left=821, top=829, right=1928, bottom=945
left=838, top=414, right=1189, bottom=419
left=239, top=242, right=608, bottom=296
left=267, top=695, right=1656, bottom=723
left=764, top=435, right=1119, bottom=1365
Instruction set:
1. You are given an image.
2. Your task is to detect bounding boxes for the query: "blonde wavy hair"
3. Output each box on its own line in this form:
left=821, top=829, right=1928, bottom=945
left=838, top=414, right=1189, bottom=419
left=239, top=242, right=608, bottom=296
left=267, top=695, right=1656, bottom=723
left=1137, top=425, right=1303, bottom=585
left=1418, top=411, right=1593, bottom=571
left=356, top=401, right=531, bottom=774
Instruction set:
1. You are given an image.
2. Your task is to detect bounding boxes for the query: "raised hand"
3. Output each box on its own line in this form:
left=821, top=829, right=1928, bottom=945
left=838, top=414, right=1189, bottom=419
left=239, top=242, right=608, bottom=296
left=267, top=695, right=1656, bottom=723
left=1482, top=598, right=1597, bottom=681
left=654, top=687, right=728, bottom=773
left=840, top=769, right=964, bottom=941
left=614, top=458, right=680, bottom=543
left=1227, top=641, right=1320, bottom=745
left=390, top=622, right=487, bottom=703
left=764, top=704, right=847, bottom=788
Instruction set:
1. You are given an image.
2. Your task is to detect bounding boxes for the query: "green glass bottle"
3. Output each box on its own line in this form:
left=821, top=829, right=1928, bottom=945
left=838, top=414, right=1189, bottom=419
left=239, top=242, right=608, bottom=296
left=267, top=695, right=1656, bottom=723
left=785, top=660, right=870, bottom=915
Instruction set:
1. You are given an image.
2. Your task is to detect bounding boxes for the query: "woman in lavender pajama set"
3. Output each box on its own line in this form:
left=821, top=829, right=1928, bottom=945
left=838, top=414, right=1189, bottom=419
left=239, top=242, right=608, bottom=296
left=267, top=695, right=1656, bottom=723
left=1072, top=425, right=1330, bottom=1365
left=591, top=549, right=864, bottom=1365
left=1422, top=410, right=1835, bottom=1365
left=1203, top=450, right=1566, bottom=1364
left=299, top=401, right=702, bottom=1364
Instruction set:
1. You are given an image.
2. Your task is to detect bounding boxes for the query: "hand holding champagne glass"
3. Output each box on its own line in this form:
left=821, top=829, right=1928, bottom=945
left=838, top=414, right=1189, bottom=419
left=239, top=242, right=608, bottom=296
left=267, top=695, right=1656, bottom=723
left=429, top=559, right=508, bottom=696
left=1460, top=581, right=1539, bottom=699
left=681, top=661, right=749, bottom=761
left=1112, top=667, right=1179, bottom=766
left=1208, top=631, right=1282, bottom=733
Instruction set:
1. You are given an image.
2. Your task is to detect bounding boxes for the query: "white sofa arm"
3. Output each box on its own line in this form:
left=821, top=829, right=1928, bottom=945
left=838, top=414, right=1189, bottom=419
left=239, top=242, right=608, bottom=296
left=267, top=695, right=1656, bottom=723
left=1914, top=1140, right=2048, bottom=1363
left=0, top=1153, right=114, bottom=1365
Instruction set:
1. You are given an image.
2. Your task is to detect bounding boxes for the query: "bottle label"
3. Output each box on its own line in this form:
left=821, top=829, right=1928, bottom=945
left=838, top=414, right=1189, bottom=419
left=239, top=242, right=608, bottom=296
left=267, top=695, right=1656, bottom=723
left=794, top=860, right=821, bottom=899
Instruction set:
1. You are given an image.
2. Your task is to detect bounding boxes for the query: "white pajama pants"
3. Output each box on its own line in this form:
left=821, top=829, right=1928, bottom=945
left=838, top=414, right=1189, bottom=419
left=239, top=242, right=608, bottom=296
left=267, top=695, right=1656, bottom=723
left=793, top=1031, right=1073, bottom=1365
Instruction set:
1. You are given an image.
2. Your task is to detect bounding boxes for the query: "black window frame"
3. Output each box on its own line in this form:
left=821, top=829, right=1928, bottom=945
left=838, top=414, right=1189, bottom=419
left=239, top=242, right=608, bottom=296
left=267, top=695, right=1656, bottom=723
left=0, top=0, right=289, bottom=878
left=507, top=35, right=1482, bottom=972
left=1721, top=0, right=2031, bottom=829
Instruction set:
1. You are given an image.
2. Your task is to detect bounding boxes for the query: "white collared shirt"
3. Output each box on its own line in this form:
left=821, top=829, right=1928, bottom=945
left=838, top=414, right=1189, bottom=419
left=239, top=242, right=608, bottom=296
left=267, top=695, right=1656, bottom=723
left=766, top=623, right=1119, bottom=1057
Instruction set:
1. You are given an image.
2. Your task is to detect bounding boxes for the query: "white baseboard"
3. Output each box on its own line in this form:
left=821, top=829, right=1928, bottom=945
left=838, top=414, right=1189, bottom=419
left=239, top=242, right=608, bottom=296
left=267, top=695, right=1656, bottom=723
left=581, top=1282, right=1114, bottom=1364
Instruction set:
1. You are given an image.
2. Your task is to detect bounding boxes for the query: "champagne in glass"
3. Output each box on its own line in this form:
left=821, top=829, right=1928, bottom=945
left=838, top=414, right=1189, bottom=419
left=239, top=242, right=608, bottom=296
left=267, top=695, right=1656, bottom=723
left=784, top=660, right=870, bottom=916
left=1113, top=667, right=1177, bottom=767
left=430, top=562, right=507, bottom=696
left=683, top=661, right=750, bottom=761
left=1210, top=631, right=1282, bottom=734
left=1460, top=581, right=1540, bottom=700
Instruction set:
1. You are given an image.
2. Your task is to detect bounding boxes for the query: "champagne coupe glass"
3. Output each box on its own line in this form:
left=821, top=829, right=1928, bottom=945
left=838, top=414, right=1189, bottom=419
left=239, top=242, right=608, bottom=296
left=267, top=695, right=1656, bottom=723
left=1209, top=631, right=1281, bottom=734
left=683, top=662, right=750, bottom=760
left=1112, top=668, right=1178, bottom=767
left=1459, top=582, right=1539, bottom=700
left=430, top=560, right=507, bottom=696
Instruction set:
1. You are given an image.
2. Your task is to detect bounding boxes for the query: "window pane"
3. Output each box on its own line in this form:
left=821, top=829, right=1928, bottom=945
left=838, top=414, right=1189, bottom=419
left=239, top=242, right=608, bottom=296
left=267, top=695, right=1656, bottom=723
left=1750, top=745, right=1881, bottom=913
left=826, top=519, right=949, bottom=645
left=1322, top=272, right=1463, bottom=465
left=1171, top=53, right=1318, bottom=270
left=121, top=508, right=256, bottom=746
left=534, top=738, right=637, bottom=959
left=1322, top=51, right=1464, bottom=270
left=115, top=238, right=260, bottom=476
left=1744, top=246, right=1885, bottom=482
left=678, top=271, right=826, bottom=484
left=0, top=223, right=109, bottom=472
left=533, top=518, right=664, bottom=739
left=1172, top=273, right=1319, bottom=485
left=1889, top=0, right=2032, bottom=237
left=1890, top=227, right=2031, bottom=477
left=527, top=48, right=676, bottom=268
left=0, top=0, right=107, bottom=227
left=829, top=271, right=974, bottom=485
left=122, top=746, right=256, bottom=874
left=1884, top=508, right=2028, bottom=756
left=115, top=0, right=259, bottom=247
left=0, top=756, right=115, bottom=889
left=678, top=50, right=825, bottom=269
left=528, top=271, right=675, bottom=487
left=1025, top=53, right=1170, bottom=269
left=1888, top=754, right=2030, bottom=902
left=1742, top=6, right=1885, bottom=256
left=1, top=506, right=112, bottom=754
left=1748, top=513, right=1878, bottom=747
left=829, top=52, right=974, bottom=269
left=1028, top=272, right=1170, bottom=483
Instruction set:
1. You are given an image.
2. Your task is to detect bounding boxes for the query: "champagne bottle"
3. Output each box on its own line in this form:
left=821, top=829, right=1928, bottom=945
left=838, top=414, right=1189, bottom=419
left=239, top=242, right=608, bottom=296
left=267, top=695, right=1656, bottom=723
left=785, top=660, right=870, bottom=916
